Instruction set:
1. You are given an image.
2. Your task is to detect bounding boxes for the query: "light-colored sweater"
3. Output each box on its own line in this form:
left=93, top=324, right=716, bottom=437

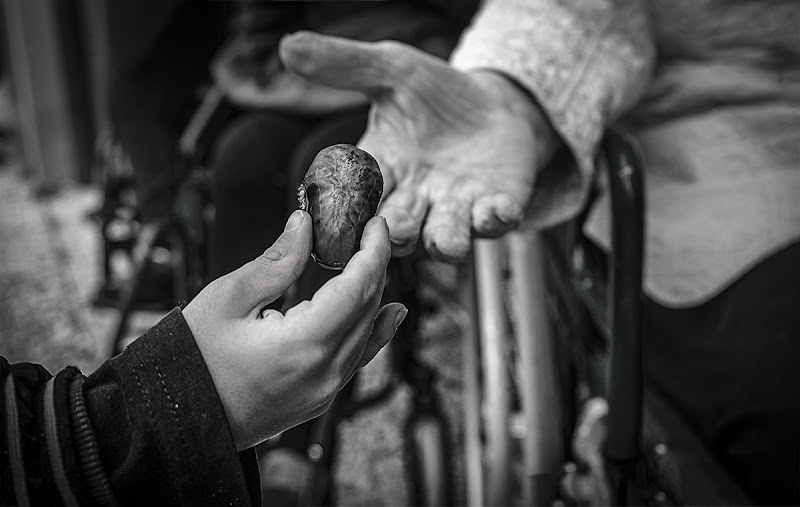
left=452, top=0, right=800, bottom=307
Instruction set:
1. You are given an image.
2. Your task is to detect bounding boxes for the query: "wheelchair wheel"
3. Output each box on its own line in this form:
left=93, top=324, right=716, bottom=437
left=472, top=239, right=512, bottom=506
left=407, top=413, right=450, bottom=506
left=461, top=230, right=564, bottom=506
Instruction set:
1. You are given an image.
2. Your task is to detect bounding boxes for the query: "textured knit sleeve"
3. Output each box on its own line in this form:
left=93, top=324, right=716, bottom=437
left=450, top=0, right=655, bottom=226
left=0, top=309, right=261, bottom=506
left=83, top=308, right=261, bottom=506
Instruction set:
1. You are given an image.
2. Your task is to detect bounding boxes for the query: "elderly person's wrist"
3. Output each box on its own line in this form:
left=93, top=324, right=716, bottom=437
left=470, top=70, right=562, bottom=170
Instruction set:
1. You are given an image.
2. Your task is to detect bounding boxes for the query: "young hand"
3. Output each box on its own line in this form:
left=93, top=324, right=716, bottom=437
left=182, top=211, right=405, bottom=450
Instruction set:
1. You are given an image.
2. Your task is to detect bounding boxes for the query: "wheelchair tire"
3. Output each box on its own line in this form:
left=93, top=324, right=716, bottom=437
left=407, top=414, right=450, bottom=506
left=473, top=239, right=513, bottom=506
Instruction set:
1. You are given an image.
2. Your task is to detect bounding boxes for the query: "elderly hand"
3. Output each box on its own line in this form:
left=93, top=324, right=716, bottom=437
left=182, top=211, right=405, bottom=451
left=279, top=32, right=561, bottom=261
left=212, top=37, right=368, bottom=115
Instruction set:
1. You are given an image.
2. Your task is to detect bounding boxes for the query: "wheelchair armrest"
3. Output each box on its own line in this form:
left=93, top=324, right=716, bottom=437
left=178, top=86, right=240, bottom=165
left=549, top=129, right=646, bottom=502
left=601, top=130, right=645, bottom=466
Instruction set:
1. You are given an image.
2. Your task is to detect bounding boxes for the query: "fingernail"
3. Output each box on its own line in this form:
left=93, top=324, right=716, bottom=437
left=284, top=30, right=316, bottom=47
left=285, top=210, right=304, bottom=232
left=394, top=306, right=408, bottom=330
left=390, top=237, right=411, bottom=248
left=495, top=212, right=513, bottom=225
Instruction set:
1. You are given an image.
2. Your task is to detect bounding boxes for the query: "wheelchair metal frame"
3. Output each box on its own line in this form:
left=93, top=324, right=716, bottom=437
left=461, top=130, right=644, bottom=506
left=99, top=84, right=751, bottom=504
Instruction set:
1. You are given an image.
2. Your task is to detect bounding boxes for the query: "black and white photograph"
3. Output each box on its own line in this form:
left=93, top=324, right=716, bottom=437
left=1, top=1, right=799, bottom=505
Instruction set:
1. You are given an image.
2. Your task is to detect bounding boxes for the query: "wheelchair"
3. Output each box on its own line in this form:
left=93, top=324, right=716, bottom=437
left=94, top=87, right=237, bottom=354
left=94, top=83, right=754, bottom=504
left=456, top=130, right=754, bottom=506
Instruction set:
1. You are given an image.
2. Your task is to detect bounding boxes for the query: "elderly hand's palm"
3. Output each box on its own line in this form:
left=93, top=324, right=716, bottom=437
left=281, top=33, right=548, bottom=261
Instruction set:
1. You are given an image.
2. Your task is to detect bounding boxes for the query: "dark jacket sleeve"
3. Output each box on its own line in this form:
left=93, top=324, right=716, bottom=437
left=1, top=308, right=260, bottom=506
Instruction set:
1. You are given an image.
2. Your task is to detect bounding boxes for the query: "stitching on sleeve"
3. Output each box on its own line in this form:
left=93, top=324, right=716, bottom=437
left=144, top=338, right=190, bottom=483
left=130, top=357, right=172, bottom=495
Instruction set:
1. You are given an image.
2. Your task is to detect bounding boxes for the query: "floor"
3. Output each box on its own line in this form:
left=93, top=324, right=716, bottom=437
left=0, top=163, right=468, bottom=505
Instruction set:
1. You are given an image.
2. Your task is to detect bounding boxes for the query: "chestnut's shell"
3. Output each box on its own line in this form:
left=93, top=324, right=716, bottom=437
left=298, top=144, right=383, bottom=270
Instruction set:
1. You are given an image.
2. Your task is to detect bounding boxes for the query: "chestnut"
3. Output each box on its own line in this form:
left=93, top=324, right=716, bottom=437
left=297, top=144, right=383, bottom=270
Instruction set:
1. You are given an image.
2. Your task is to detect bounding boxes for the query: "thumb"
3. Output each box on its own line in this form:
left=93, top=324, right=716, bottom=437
left=279, top=31, right=410, bottom=97
left=225, top=210, right=312, bottom=314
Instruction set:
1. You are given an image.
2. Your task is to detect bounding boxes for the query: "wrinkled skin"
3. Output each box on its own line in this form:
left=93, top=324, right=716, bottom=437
left=279, top=32, right=561, bottom=262
left=299, top=144, right=383, bottom=270
left=212, top=36, right=369, bottom=115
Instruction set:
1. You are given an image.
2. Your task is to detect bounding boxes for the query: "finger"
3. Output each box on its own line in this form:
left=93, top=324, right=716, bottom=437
left=337, top=302, right=405, bottom=390
left=422, top=196, right=472, bottom=262
left=357, top=134, right=395, bottom=195
left=357, top=136, right=421, bottom=256
left=561, top=472, right=597, bottom=505
left=471, top=193, right=525, bottom=237
left=279, top=31, right=409, bottom=97
left=357, top=303, right=407, bottom=369
left=377, top=187, right=427, bottom=255
left=333, top=286, right=385, bottom=382
left=284, top=216, right=391, bottom=341
left=228, top=210, right=312, bottom=315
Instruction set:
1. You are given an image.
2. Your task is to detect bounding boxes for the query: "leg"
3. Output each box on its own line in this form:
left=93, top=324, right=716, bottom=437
left=208, top=110, right=313, bottom=279
left=643, top=241, right=800, bottom=505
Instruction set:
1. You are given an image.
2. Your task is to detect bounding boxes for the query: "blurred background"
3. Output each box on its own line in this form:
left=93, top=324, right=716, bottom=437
left=6, top=2, right=799, bottom=507
left=0, top=1, right=476, bottom=505
left=0, top=0, right=141, bottom=369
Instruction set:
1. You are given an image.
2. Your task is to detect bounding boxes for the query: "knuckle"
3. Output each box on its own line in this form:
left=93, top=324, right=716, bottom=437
left=320, top=374, right=341, bottom=403
left=308, top=345, right=331, bottom=371
left=339, top=287, right=364, bottom=313
left=377, top=239, right=392, bottom=265
left=213, top=271, right=245, bottom=298
left=368, top=238, right=392, bottom=268
left=258, top=245, right=287, bottom=265
left=375, top=40, right=410, bottom=61
left=364, top=277, right=384, bottom=305
left=374, top=40, right=414, bottom=75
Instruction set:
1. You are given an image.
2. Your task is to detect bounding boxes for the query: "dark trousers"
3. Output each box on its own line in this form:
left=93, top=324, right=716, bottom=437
left=549, top=225, right=800, bottom=504
left=644, top=240, right=800, bottom=505
left=208, top=107, right=369, bottom=278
